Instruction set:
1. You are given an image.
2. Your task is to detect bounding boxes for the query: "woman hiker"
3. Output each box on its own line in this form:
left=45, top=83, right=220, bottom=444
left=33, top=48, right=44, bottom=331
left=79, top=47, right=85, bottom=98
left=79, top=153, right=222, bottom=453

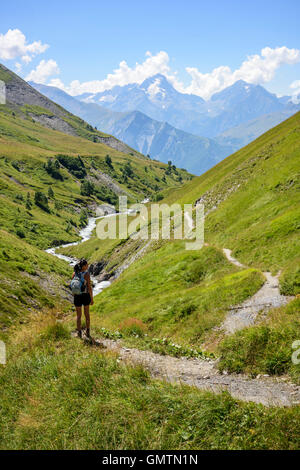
left=71, top=258, right=94, bottom=338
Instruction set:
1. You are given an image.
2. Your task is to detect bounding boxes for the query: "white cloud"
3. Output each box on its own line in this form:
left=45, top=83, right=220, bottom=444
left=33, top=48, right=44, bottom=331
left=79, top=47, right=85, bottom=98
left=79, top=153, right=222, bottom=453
left=20, top=45, right=299, bottom=101
left=0, top=29, right=48, bottom=62
left=181, top=47, right=300, bottom=99
left=290, top=79, right=300, bottom=103
left=25, top=59, right=60, bottom=84
left=50, top=51, right=175, bottom=96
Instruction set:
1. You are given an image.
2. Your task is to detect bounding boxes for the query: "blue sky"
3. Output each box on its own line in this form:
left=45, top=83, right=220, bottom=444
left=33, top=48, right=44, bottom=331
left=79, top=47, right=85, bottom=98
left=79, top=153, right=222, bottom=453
left=0, top=0, right=299, bottom=99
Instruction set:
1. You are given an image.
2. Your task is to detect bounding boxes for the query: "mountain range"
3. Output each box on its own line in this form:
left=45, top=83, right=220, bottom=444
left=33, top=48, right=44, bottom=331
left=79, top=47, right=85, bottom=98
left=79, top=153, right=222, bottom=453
left=29, top=82, right=233, bottom=174
left=76, top=74, right=299, bottom=137
left=30, top=75, right=300, bottom=174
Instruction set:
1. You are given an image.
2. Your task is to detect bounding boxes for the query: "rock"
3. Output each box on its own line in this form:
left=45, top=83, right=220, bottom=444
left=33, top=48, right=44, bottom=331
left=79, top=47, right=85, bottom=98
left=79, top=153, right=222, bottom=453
left=89, top=261, right=107, bottom=276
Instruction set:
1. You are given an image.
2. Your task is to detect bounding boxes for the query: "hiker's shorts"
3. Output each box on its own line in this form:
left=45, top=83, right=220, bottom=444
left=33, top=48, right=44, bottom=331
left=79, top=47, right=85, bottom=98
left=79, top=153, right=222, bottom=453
left=74, top=293, right=91, bottom=307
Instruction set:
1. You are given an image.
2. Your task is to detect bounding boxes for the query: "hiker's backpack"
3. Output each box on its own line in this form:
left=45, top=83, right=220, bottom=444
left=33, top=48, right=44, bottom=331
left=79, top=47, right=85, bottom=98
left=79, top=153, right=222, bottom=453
left=70, top=272, right=86, bottom=295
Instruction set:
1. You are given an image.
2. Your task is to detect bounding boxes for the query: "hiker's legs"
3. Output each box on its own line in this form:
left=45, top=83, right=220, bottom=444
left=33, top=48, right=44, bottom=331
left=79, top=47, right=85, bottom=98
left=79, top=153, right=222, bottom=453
left=84, top=305, right=90, bottom=334
left=76, top=306, right=82, bottom=331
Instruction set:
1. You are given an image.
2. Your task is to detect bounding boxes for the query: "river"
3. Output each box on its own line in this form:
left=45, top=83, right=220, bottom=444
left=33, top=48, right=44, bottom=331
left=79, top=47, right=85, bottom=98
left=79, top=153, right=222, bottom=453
left=45, top=212, right=117, bottom=296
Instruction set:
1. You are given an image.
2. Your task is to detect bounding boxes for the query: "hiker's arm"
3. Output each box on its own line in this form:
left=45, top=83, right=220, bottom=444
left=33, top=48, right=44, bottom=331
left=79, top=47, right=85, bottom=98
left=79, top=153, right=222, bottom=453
left=86, top=273, right=94, bottom=305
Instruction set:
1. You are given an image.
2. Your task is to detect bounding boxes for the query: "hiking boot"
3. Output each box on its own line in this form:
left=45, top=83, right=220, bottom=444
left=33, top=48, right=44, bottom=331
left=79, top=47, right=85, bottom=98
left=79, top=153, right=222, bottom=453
left=86, top=328, right=90, bottom=338
left=77, top=329, right=82, bottom=338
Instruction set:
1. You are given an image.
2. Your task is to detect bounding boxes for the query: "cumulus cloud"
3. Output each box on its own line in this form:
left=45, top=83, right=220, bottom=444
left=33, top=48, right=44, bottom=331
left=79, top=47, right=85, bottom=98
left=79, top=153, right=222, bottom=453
left=181, top=46, right=300, bottom=99
left=290, top=79, right=300, bottom=103
left=51, top=51, right=175, bottom=96
left=45, top=47, right=300, bottom=99
left=0, top=29, right=48, bottom=62
left=25, top=59, right=60, bottom=84
left=19, top=45, right=299, bottom=100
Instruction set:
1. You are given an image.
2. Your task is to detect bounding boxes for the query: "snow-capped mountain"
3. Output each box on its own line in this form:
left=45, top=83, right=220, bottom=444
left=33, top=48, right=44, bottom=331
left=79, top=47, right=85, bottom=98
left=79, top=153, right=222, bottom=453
left=77, top=76, right=299, bottom=137
left=30, top=76, right=299, bottom=175
left=77, top=74, right=208, bottom=134
left=30, top=82, right=233, bottom=175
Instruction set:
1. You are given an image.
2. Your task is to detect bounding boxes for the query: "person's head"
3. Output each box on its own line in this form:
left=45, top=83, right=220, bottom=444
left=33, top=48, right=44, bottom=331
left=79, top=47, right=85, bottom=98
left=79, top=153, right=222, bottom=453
left=79, top=258, right=88, bottom=271
left=74, top=258, right=88, bottom=273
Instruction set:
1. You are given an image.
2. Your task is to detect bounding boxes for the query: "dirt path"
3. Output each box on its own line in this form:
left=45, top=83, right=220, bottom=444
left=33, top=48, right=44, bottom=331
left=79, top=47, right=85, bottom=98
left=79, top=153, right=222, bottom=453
left=182, top=214, right=293, bottom=333
left=66, top=210, right=298, bottom=407
left=221, top=248, right=294, bottom=334
left=85, top=334, right=300, bottom=407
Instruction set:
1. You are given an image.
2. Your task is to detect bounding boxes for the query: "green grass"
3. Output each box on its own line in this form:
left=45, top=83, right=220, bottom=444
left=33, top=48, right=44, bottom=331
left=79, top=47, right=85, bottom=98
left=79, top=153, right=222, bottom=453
left=0, top=105, right=189, bottom=328
left=0, top=229, right=71, bottom=327
left=78, top=112, right=300, bottom=381
left=0, top=315, right=299, bottom=450
left=218, top=298, right=300, bottom=383
left=0, top=68, right=299, bottom=450
left=91, top=243, right=264, bottom=346
left=163, top=112, right=300, bottom=276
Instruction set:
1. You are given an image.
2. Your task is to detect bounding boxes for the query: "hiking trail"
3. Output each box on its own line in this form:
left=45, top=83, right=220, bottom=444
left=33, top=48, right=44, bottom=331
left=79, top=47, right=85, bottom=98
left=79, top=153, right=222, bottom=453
left=80, top=331, right=300, bottom=408
left=49, top=209, right=298, bottom=408
left=221, top=248, right=294, bottom=334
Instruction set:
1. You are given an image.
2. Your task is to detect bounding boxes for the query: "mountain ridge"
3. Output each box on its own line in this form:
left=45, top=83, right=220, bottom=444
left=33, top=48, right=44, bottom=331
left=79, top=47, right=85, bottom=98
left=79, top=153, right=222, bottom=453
left=30, top=81, right=234, bottom=174
left=74, top=74, right=300, bottom=138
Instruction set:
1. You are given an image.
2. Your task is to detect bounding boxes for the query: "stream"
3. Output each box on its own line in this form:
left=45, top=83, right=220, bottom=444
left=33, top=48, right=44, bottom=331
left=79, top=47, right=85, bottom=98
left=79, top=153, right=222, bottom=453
left=45, top=199, right=149, bottom=296
left=46, top=212, right=117, bottom=296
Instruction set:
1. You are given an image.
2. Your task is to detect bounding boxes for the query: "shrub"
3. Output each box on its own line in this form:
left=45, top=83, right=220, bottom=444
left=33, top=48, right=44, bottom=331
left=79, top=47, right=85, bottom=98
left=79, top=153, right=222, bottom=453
left=154, top=193, right=164, bottom=202
left=105, top=155, right=113, bottom=168
left=44, top=158, right=63, bottom=180
left=34, top=191, right=50, bottom=212
left=16, top=229, right=25, bottom=239
left=56, top=154, right=86, bottom=179
left=80, top=180, right=94, bottom=197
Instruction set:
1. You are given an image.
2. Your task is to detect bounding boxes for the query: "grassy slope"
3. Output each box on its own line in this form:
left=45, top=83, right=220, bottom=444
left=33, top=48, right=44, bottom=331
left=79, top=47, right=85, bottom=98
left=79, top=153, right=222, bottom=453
left=1, top=314, right=299, bottom=450
left=163, top=111, right=300, bottom=277
left=0, top=89, right=299, bottom=449
left=0, top=105, right=191, bottom=326
left=92, top=242, right=263, bottom=344
left=86, top=112, right=300, bottom=380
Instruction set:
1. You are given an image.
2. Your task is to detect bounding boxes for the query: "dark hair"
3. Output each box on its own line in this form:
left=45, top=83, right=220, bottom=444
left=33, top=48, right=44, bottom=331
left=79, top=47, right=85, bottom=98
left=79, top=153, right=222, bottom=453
left=74, top=258, right=88, bottom=273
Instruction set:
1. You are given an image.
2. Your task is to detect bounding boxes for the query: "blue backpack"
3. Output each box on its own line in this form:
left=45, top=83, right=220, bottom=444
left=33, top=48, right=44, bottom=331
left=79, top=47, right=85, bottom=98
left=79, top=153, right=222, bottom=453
left=70, top=272, right=86, bottom=295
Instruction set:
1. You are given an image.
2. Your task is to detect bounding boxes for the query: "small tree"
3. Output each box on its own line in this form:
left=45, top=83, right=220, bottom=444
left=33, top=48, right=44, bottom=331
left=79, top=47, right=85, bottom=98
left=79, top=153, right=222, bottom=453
left=48, top=186, right=54, bottom=198
left=80, top=180, right=95, bottom=197
left=123, top=162, right=133, bottom=178
left=44, top=158, right=62, bottom=180
left=54, top=200, right=63, bottom=211
left=26, top=192, right=32, bottom=210
left=105, top=154, right=113, bottom=168
left=34, top=191, right=50, bottom=212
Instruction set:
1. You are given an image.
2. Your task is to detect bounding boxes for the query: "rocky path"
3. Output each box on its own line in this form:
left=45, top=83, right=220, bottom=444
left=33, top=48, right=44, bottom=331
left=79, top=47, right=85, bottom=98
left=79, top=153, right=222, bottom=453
left=221, top=248, right=294, bottom=334
left=85, top=334, right=300, bottom=407
left=88, top=247, right=297, bottom=408
left=63, top=209, right=299, bottom=408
